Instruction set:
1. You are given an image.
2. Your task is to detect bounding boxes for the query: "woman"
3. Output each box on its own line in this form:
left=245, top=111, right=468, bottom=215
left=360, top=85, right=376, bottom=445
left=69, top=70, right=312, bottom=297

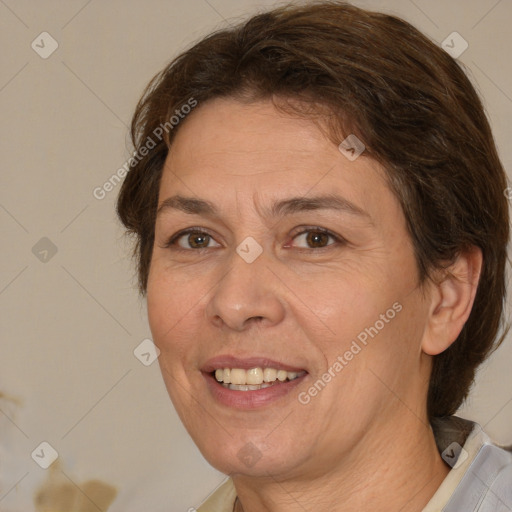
left=117, top=2, right=511, bottom=510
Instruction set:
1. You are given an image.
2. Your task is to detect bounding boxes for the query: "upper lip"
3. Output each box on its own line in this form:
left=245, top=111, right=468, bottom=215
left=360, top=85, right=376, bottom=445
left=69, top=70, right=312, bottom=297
left=201, top=355, right=307, bottom=373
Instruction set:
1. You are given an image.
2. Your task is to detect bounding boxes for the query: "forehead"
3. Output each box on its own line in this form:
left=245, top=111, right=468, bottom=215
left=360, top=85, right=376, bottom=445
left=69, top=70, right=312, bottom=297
left=159, top=97, right=399, bottom=225
left=170, top=98, right=336, bottom=169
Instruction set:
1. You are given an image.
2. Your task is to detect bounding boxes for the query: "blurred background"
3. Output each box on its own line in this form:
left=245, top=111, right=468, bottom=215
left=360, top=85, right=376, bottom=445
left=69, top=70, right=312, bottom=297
left=1, top=0, right=511, bottom=510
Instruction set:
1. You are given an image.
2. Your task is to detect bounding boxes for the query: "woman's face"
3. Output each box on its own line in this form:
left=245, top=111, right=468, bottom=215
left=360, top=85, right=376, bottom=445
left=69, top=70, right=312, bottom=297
left=147, top=97, right=433, bottom=478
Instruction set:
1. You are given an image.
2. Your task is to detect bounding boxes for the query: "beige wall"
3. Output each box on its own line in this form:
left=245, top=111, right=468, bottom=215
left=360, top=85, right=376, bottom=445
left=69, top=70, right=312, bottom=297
left=1, top=0, right=511, bottom=510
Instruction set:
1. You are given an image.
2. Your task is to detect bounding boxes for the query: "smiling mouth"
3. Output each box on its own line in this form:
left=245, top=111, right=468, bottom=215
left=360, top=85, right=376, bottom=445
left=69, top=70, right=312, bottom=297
left=213, top=367, right=307, bottom=391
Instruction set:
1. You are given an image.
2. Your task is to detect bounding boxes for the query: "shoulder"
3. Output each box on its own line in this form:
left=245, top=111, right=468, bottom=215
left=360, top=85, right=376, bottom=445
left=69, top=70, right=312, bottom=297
left=445, top=439, right=512, bottom=511
left=431, top=416, right=512, bottom=511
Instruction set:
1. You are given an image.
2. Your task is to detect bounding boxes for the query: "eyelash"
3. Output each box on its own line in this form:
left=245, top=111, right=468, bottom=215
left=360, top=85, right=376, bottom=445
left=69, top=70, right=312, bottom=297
left=162, top=226, right=346, bottom=251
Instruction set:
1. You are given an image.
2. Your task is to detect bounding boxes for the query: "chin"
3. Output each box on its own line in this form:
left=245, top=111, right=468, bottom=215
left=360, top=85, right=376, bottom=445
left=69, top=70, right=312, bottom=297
left=195, top=433, right=303, bottom=478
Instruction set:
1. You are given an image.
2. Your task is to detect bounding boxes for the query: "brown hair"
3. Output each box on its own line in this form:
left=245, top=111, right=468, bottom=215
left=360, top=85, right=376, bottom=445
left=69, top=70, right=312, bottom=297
left=116, top=1, right=510, bottom=418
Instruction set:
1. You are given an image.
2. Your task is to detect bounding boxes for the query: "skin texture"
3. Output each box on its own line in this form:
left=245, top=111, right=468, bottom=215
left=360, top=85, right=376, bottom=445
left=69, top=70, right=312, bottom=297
left=146, top=97, right=482, bottom=512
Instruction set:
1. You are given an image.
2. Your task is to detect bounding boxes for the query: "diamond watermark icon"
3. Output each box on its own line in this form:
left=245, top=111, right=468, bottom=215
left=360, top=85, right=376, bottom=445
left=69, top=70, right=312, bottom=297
left=441, top=441, right=468, bottom=469
left=134, top=338, right=160, bottom=366
left=31, top=441, right=58, bottom=469
left=442, top=32, right=468, bottom=59
left=236, top=237, right=263, bottom=263
left=338, top=134, right=365, bottom=161
left=237, top=442, right=262, bottom=468
left=32, top=237, right=58, bottom=263
left=31, top=32, right=59, bottom=59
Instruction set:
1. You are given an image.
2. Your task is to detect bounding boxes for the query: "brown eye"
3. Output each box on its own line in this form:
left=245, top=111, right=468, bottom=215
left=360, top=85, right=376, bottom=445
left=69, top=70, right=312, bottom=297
left=292, top=229, right=337, bottom=249
left=186, top=232, right=210, bottom=249
left=165, top=229, right=221, bottom=250
left=305, top=231, right=331, bottom=248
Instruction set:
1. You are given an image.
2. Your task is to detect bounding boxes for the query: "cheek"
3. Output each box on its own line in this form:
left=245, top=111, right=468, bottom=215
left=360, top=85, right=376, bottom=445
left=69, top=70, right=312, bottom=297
left=146, top=265, right=193, bottom=349
left=146, top=271, right=169, bottom=339
left=146, top=272, right=199, bottom=406
left=303, top=268, right=389, bottom=338
left=309, top=263, right=420, bottom=370
left=291, top=259, right=373, bottom=317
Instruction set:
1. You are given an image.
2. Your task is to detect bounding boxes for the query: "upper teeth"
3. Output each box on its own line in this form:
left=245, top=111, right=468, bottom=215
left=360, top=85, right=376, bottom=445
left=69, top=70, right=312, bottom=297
left=215, top=368, right=303, bottom=385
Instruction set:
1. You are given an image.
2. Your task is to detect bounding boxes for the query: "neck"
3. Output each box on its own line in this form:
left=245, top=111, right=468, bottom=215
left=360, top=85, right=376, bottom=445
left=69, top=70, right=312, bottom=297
left=232, top=417, right=450, bottom=512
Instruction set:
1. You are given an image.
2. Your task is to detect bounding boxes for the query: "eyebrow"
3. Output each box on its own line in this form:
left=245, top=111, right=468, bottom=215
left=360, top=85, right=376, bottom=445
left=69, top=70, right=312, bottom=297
left=156, top=194, right=370, bottom=220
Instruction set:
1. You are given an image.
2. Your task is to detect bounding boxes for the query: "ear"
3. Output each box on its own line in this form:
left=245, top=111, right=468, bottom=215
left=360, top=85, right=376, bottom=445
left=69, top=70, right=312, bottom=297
left=421, top=246, right=483, bottom=356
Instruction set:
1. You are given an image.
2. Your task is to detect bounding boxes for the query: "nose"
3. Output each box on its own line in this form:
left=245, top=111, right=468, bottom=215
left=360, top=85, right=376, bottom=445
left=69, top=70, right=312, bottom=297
left=205, top=248, right=286, bottom=332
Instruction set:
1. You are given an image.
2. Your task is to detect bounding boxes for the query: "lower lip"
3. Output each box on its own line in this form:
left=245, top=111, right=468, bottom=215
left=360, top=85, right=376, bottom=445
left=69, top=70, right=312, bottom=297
left=203, top=372, right=308, bottom=409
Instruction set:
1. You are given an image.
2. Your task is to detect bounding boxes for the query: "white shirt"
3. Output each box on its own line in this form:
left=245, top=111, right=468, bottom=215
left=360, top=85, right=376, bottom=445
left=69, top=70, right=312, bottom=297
left=197, top=416, right=512, bottom=512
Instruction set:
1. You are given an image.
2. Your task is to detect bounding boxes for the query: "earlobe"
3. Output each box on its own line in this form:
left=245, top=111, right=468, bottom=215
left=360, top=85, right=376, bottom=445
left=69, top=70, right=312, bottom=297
left=421, top=247, right=483, bottom=356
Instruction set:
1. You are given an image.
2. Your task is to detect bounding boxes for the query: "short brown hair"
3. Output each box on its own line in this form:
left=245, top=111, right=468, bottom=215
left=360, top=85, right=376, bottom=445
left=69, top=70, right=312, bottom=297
left=116, top=1, right=510, bottom=418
